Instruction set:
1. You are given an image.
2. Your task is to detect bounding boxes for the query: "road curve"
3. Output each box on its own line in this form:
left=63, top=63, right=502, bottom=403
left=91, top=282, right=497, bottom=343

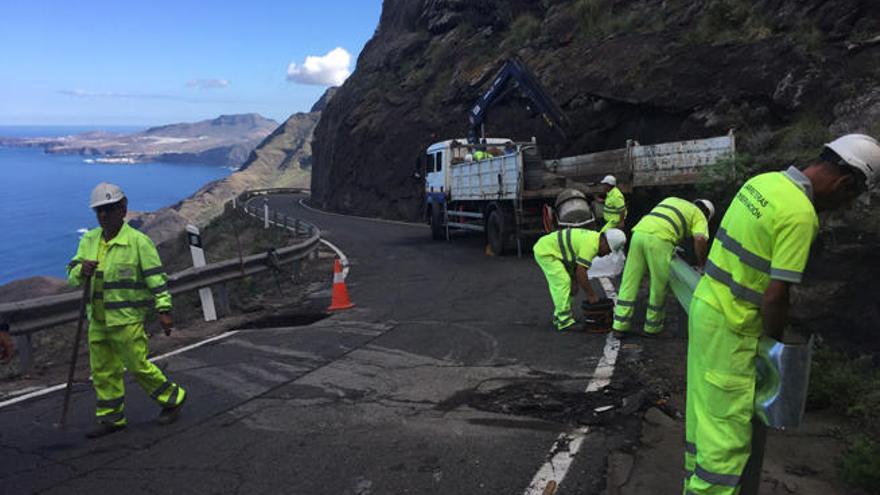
left=0, top=193, right=628, bottom=494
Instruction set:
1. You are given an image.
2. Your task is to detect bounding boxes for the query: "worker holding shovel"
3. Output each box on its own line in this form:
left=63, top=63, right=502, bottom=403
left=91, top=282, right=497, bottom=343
left=66, top=183, right=187, bottom=438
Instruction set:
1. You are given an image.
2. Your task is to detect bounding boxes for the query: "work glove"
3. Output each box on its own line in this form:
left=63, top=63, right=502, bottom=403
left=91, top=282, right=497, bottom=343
left=159, top=312, right=174, bottom=336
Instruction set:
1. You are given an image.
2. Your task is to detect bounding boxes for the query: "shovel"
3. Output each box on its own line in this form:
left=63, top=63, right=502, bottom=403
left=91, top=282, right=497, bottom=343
left=58, top=277, right=91, bottom=429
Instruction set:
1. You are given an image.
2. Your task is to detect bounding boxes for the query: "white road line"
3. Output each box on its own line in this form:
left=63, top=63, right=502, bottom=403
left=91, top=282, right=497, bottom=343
left=586, top=278, right=621, bottom=393
left=523, top=276, right=622, bottom=495
left=148, top=330, right=240, bottom=362
left=0, top=383, right=67, bottom=409
left=523, top=426, right=590, bottom=494
left=0, top=330, right=240, bottom=411
left=297, top=198, right=427, bottom=228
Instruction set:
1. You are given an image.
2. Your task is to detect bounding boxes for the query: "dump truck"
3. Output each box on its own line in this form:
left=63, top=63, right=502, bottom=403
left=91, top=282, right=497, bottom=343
left=423, top=132, right=736, bottom=255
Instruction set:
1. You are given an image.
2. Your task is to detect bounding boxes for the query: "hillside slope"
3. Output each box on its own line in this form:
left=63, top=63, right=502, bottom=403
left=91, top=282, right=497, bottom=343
left=132, top=90, right=336, bottom=244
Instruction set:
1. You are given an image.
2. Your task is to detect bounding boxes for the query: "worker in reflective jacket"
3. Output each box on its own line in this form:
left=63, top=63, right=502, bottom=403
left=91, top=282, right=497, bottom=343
left=598, top=175, right=626, bottom=233
left=534, top=227, right=627, bottom=331
left=67, top=183, right=187, bottom=439
left=684, top=134, right=880, bottom=494
left=612, top=197, right=714, bottom=336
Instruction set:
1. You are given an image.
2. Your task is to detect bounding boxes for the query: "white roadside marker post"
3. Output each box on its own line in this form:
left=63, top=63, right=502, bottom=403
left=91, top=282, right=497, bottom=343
left=263, top=199, right=270, bottom=229
left=186, top=224, right=217, bottom=322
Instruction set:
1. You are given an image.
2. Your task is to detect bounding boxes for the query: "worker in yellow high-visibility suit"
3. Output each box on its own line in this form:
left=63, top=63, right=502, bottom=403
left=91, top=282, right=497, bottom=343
left=684, top=134, right=880, bottom=494
left=613, top=197, right=714, bottom=335
left=598, top=175, right=626, bottom=233
left=67, top=183, right=187, bottom=439
left=534, top=227, right=627, bottom=331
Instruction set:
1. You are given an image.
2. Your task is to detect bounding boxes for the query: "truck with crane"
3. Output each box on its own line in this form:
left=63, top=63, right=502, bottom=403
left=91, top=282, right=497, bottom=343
left=423, top=58, right=736, bottom=255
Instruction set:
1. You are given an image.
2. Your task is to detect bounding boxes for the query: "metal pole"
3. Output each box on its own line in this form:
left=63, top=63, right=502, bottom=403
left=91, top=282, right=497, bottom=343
left=740, top=419, right=767, bottom=495
left=59, top=279, right=90, bottom=428
left=263, top=201, right=269, bottom=229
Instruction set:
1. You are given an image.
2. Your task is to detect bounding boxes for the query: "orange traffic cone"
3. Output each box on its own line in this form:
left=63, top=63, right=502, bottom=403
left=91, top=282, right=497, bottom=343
left=327, top=259, right=355, bottom=311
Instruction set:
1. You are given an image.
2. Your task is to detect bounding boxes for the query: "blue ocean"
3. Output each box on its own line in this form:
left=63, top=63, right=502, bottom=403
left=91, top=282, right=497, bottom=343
left=0, top=126, right=233, bottom=285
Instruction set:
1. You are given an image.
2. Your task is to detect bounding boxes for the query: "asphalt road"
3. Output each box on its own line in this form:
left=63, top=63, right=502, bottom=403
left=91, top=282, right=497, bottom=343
left=0, top=194, right=635, bottom=494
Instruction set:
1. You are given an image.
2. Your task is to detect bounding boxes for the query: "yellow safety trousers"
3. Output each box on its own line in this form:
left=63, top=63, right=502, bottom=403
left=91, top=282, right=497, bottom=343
left=613, top=232, right=674, bottom=334
left=684, top=297, right=758, bottom=494
left=89, top=321, right=185, bottom=425
left=534, top=253, right=577, bottom=331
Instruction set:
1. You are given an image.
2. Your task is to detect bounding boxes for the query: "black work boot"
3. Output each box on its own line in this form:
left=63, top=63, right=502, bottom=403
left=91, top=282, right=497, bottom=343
left=85, top=422, right=126, bottom=439
left=157, top=393, right=187, bottom=426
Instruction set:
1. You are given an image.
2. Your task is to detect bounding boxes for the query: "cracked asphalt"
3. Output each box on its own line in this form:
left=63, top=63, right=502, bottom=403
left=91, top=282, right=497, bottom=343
left=0, top=194, right=635, bottom=494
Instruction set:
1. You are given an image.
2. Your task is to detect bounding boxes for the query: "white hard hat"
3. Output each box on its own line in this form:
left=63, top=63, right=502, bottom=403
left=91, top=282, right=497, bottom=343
left=90, top=182, right=126, bottom=208
left=600, top=175, right=617, bottom=186
left=604, top=228, right=627, bottom=252
left=694, top=199, right=715, bottom=221
left=824, top=134, right=880, bottom=188
left=465, top=153, right=474, bottom=162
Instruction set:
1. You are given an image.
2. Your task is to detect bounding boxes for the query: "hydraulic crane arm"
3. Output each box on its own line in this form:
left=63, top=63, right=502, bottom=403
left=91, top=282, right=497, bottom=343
left=467, top=57, right=569, bottom=144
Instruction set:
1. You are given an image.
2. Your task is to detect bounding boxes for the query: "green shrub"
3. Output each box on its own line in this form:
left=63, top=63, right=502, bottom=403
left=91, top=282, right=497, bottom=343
left=696, top=153, right=762, bottom=197
left=808, top=345, right=880, bottom=492
left=841, top=437, right=880, bottom=492
left=504, top=14, right=541, bottom=49
left=573, top=0, right=639, bottom=39
left=686, top=0, right=774, bottom=45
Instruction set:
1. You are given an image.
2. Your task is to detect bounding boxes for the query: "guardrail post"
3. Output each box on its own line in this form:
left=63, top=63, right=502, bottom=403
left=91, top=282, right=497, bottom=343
left=214, top=283, right=232, bottom=318
left=12, top=334, right=33, bottom=374
left=295, top=219, right=301, bottom=235
left=263, top=201, right=270, bottom=229
left=232, top=196, right=237, bottom=210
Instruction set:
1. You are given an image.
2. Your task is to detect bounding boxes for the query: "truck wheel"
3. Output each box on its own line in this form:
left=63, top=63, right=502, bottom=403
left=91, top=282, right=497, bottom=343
left=486, top=209, right=507, bottom=255
left=431, top=203, right=444, bottom=241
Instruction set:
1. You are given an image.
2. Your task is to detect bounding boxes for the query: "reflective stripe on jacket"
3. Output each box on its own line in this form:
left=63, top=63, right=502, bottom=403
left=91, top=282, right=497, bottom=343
left=633, top=196, right=709, bottom=245
left=533, top=228, right=600, bottom=271
left=67, top=223, right=171, bottom=326
left=603, top=187, right=626, bottom=222
left=693, top=166, right=818, bottom=336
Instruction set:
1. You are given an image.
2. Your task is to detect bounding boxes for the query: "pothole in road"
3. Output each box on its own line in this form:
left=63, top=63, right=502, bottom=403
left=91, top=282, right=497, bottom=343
left=233, top=312, right=330, bottom=330
left=437, top=378, right=656, bottom=427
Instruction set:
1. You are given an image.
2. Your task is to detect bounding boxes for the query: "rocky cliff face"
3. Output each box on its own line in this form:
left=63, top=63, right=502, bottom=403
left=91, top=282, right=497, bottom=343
left=312, top=0, right=880, bottom=220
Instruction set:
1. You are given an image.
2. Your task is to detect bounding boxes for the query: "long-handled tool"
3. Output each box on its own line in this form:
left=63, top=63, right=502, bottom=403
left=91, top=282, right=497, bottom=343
left=58, top=277, right=91, bottom=429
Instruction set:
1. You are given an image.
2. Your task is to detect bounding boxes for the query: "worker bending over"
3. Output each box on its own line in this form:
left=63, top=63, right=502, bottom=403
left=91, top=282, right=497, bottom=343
left=534, top=227, right=627, bottom=331
left=684, top=134, right=880, bottom=494
left=613, top=197, right=714, bottom=336
left=598, top=175, right=626, bottom=233
left=67, top=183, right=187, bottom=438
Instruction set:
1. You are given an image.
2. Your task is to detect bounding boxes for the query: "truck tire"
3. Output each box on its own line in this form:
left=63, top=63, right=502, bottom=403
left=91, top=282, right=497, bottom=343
left=486, top=209, right=507, bottom=255
left=431, top=203, right=444, bottom=241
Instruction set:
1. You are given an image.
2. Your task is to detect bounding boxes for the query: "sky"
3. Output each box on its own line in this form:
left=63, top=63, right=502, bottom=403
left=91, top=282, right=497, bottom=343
left=0, top=1, right=383, bottom=126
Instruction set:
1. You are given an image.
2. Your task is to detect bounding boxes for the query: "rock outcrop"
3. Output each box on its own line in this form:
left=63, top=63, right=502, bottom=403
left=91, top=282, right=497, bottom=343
left=312, top=0, right=880, bottom=220
left=131, top=90, right=335, bottom=244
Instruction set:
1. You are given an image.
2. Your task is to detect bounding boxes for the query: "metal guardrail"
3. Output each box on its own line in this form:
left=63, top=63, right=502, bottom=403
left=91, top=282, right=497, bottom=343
left=668, top=254, right=701, bottom=313
left=0, top=189, right=319, bottom=337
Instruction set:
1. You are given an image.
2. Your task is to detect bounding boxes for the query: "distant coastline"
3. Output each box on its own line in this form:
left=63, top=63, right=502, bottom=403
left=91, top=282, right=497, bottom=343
left=0, top=114, right=277, bottom=168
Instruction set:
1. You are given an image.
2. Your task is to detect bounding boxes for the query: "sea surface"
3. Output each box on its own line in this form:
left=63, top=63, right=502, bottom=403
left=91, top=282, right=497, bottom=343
left=0, top=126, right=232, bottom=285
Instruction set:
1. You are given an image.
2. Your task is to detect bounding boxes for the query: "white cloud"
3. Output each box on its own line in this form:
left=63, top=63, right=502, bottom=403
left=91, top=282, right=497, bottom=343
left=187, top=79, right=229, bottom=89
left=286, top=47, right=351, bottom=86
